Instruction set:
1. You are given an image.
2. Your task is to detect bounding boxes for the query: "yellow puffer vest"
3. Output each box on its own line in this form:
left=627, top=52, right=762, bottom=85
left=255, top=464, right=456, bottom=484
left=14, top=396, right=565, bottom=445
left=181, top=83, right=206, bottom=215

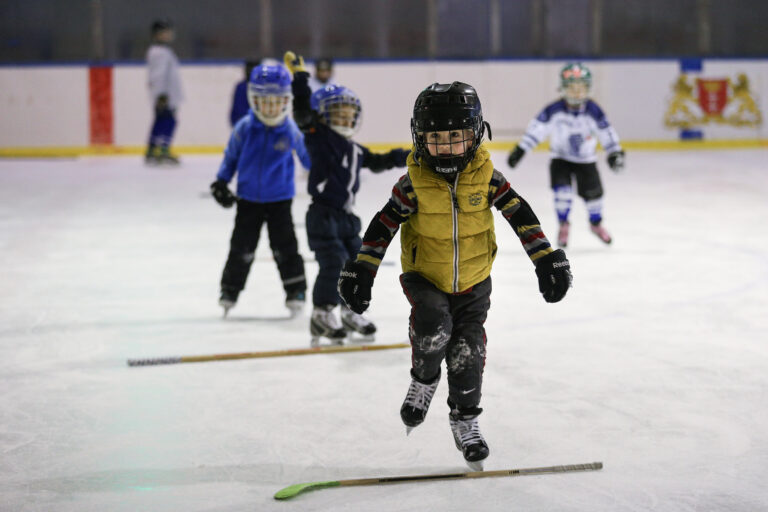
left=401, top=145, right=497, bottom=293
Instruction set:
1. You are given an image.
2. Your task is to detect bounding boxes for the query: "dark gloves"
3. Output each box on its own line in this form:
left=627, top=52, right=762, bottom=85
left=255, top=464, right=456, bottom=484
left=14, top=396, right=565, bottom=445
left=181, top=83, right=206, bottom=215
left=535, top=249, right=572, bottom=303
left=390, top=148, right=410, bottom=167
left=507, top=145, right=525, bottom=169
left=338, top=260, right=375, bottom=314
left=607, top=150, right=625, bottom=172
left=210, top=179, right=236, bottom=208
left=154, top=94, right=169, bottom=113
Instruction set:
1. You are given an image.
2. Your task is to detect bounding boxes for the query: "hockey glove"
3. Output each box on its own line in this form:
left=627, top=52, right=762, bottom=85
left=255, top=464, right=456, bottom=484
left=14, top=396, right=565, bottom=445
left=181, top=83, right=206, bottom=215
left=283, top=51, right=307, bottom=75
left=210, top=179, right=236, bottom=208
left=155, top=94, right=169, bottom=113
left=338, top=260, right=375, bottom=314
left=535, top=249, right=572, bottom=303
left=507, top=146, right=525, bottom=169
left=607, top=150, right=625, bottom=173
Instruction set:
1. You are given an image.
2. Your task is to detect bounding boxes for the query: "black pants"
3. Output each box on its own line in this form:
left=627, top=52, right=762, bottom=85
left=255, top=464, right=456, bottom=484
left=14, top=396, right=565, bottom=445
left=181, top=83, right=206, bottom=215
left=305, top=202, right=362, bottom=307
left=400, top=272, right=491, bottom=409
left=220, top=199, right=305, bottom=296
left=550, top=158, right=604, bottom=200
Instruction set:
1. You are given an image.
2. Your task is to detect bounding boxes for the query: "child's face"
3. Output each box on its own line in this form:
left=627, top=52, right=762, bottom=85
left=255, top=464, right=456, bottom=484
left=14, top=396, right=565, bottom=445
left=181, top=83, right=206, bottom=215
left=564, top=81, right=588, bottom=104
left=423, top=129, right=474, bottom=156
left=328, top=104, right=357, bottom=129
left=255, top=95, right=289, bottom=119
left=155, top=28, right=175, bottom=43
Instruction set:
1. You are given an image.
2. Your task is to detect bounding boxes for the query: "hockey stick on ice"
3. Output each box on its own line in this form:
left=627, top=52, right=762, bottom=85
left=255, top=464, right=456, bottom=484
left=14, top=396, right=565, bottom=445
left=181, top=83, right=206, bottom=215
left=127, top=342, right=410, bottom=367
left=274, top=461, right=603, bottom=500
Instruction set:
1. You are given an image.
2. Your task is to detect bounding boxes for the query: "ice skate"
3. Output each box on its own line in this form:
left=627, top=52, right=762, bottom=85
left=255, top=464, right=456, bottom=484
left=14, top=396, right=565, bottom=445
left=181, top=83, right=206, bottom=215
left=285, top=290, right=306, bottom=318
left=590, top=222, right=612, bottom=244
left=157, top=149, right=180, bottom=166
left=557, top=220, right=570, bottom=248
left=341, top=305, right=376, bottom=342
left=400, top=369, right=440, bottom=434
left=219, top=288, right=239, bottom=318
left=310, top=305, right=346, bottom=346
left=449, top=407, right=489, bottom=471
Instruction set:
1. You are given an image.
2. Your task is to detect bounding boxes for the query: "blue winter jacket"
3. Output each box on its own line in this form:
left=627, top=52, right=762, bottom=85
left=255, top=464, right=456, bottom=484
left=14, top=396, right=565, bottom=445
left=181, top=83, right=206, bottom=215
left=216, top=112, right=311, bottom=203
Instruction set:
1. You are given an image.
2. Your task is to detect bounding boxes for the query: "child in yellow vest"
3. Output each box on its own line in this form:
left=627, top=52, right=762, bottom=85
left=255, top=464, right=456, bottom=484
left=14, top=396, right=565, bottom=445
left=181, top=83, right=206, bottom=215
left=338, top=82, right=573, bottom=470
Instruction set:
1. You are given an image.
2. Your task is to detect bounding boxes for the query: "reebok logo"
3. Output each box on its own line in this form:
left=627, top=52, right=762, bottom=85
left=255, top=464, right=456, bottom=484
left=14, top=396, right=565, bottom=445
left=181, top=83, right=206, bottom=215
left=553, top=261, right=569, bottom=268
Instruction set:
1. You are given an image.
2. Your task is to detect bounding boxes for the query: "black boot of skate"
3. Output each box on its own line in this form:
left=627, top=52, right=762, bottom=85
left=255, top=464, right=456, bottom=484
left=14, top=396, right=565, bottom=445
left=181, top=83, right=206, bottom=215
left=449, top=403, right=489, bottom=471
left=219, top=288, right=239, bottom=317
left=310, top=305, right=346, bottom=346
left=400, top=369, right=440, bottom=434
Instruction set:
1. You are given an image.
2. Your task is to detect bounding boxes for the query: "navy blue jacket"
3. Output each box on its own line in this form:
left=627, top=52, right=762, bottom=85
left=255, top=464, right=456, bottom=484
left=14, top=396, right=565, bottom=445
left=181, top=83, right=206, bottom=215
left=216, top=112, right=311, bottom=203
left=290, top=71, right=408, bottom=211
left=229, top=80, right=249, bottom=127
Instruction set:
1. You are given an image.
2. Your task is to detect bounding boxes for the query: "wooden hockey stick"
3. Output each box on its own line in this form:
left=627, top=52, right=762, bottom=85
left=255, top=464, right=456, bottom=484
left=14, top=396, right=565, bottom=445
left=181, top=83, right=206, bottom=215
left=274, top=461, right=603, bottom=500
left=127, top=342, right=410, bottom=367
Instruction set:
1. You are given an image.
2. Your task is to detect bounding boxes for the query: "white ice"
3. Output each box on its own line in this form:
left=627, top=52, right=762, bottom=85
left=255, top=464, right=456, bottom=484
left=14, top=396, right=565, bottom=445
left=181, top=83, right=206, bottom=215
left=1, top=150, right=767, bottom=511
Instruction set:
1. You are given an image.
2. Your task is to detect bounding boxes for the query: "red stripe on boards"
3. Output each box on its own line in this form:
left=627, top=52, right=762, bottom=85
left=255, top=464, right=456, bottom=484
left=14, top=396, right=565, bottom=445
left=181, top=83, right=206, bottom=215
left=89, top=66, right=113, bottom=145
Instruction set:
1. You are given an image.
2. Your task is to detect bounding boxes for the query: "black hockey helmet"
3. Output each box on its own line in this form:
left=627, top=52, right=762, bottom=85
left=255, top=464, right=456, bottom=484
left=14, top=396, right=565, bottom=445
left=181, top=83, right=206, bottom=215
left=151, top=18, right=173, bottom=35
left=411, top=81, right=491, bottom=175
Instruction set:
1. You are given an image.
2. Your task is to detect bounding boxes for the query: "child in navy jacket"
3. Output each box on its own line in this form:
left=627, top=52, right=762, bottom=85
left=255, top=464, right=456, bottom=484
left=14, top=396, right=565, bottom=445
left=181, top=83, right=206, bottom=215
left=210, top=64, right=311, bottom=317
left=283, top=51, right=409, bottom=345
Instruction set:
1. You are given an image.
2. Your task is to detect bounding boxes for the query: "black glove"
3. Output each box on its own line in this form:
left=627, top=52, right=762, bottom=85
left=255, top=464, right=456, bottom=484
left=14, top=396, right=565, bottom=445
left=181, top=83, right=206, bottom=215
left=390, top=148, right=410, bottom=167
left=607, top=150, right=625, bottom=173
left=535, top=249, right=572, bottom=303
left=210, top=179, right=236, bottom=208
left=338, top=260, right=375, bottom=314
left=155, top=94, right=169, bottom=113
left=507, top=145, right=525, bottom=169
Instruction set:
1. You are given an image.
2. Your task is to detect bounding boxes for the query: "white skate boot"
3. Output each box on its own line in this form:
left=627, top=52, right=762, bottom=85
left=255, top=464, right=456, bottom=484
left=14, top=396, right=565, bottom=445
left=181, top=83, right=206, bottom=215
left=340, top=305, right=376, bottom=342
left=310, top=305, right=346, bottom=346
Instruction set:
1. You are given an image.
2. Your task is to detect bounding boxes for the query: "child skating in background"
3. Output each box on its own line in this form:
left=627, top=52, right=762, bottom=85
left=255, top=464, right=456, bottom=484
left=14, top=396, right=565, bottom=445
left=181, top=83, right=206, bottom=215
left=338, top=82, right=572, bottom=470
left=145, top=19, right=183, bottom=165
left=210, top=63, right=311, bottom=317
left=507, top=62, right=625, bottom=247
left=282, top=51, right=409, bottom=346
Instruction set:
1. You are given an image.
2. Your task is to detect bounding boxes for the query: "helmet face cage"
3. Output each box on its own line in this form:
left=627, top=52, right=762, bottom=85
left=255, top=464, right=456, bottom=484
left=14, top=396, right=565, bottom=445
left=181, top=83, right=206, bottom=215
left=248, top=65, right=292, bottom=126
left=312, top=85, right=362, bottom=138
left=560, top=63, right=592, bottom=106
left=411, top=82, right=486, bottom=175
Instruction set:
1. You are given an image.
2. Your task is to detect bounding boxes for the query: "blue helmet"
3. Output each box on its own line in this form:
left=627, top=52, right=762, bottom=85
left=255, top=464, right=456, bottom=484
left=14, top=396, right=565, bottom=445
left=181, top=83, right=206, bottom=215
left=311, top=84, right=362, bottom=138
left=247, top=64, right=292, bottom=126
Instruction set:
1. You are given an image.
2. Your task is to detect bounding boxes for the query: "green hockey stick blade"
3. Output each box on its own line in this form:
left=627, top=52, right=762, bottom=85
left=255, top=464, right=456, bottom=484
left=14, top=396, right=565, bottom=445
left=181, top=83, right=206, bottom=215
left=274, top=480, right=340, bottom=500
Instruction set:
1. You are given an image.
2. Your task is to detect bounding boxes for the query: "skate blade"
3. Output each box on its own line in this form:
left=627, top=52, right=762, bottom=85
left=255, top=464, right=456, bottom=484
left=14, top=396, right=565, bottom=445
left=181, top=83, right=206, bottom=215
left=348, top=334, right=375, bottom=344
left=310, top=336, right=346, bottom=347
left=405, top=426, right=414, bottom=436
left=466, top=460, right=484, bottom=472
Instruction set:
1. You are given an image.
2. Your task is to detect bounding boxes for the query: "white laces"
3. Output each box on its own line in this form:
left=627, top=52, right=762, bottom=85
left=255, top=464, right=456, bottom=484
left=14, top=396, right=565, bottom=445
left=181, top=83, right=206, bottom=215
left=404, top=378, right=438, bottom=411
left=452, top=416, right=485, bottom=446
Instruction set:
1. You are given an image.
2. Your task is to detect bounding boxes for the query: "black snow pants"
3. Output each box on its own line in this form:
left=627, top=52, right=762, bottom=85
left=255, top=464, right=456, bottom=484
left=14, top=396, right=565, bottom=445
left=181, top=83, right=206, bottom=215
left=399, top=272, right=491, bottom=409
left=220, top=198, right=306, bottom=296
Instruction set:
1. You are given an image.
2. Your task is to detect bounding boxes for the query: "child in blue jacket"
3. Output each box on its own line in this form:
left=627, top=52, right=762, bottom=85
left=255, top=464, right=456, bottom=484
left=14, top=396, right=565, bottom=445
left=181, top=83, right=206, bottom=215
left=210, top=64, right=311, bottom=317
left=283, top=51, right=409, bottom=345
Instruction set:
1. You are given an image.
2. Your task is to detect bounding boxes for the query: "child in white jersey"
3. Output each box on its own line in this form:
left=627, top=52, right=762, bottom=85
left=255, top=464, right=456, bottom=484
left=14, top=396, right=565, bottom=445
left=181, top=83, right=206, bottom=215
left=507, top=62, right=625, bottom=247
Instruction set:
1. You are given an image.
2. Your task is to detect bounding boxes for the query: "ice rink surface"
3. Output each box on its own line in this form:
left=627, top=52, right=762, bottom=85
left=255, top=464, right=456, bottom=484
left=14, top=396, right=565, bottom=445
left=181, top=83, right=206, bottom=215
left=1, top=149, right=767, bottom=511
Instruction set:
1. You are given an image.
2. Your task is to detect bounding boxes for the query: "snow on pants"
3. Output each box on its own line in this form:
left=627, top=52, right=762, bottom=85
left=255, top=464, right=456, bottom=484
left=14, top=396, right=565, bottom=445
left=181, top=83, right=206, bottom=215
left=399, top=272, right=491, bottom=409
left=305, top=202, right=362, bottom=307
left=220, top=198, right=306, bottom=295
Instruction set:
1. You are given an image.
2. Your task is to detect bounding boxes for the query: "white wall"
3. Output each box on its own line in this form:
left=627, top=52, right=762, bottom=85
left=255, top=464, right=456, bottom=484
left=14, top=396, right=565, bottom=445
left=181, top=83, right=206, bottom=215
left=1, top=59, right=767, bottom=148
left=0, top=67, right=89, bottom=146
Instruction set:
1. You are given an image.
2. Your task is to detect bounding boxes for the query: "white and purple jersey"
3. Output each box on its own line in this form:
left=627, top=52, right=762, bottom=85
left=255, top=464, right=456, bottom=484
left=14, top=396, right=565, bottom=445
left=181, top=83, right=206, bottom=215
left=518, top=99, right=621, bottom=164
